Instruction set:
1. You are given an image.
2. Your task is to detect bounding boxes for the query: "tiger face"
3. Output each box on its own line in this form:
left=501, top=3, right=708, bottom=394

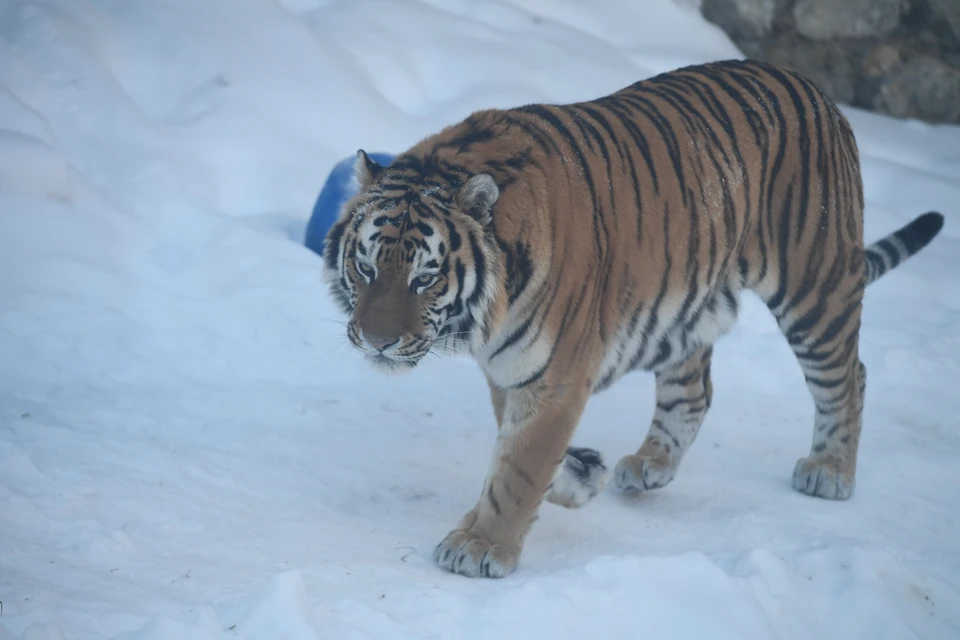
left=322, top=150, right=500, bottom=372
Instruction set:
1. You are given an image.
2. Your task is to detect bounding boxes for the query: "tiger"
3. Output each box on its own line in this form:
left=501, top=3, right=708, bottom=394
left=321, top=58, right=945, bottom=579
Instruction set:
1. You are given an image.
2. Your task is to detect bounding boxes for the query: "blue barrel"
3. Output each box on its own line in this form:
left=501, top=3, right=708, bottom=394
left=304, top=151, right=395, bottom=256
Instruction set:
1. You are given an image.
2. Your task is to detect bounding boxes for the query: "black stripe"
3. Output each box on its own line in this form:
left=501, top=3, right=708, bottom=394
left=615, top=91, right=686, bottom=204
left=518, top=104, right=607, bottom=262
left=502, top=113, right=564, bottom=156
left=599, top=97, right=660, bottom=193
left=657, top=392, right=708, bottom=413
left=464, top=230, right=487, bottom=308
left=487, top=484, right=501, bottom=515
left=764, top=67, right=812, bottom=312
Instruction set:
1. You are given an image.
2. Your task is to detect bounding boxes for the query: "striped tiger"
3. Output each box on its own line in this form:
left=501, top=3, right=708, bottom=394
left=322, top=58, right=945, bottom=579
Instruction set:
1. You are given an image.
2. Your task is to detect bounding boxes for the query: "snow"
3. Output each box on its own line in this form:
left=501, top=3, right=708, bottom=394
left=0, top=0, right=958, bottom=638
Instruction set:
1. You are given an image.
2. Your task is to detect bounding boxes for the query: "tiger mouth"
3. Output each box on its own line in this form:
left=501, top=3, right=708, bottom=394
left=366, top=351, right=423, bottom=370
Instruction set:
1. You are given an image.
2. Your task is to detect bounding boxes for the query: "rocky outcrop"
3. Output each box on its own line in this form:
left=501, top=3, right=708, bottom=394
left=793, top=0, right=905, bottom=40
left=700, top=0, right=960, bottom=124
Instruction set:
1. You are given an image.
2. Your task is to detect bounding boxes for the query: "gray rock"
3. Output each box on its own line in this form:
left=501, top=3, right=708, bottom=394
left=926, top=0, right=960, bottom=50
left=793, top=0, right=906, bottom=40
left=874, top=55, right=960, bottom=123
left=761, top=33, right=861, bottom=105
left=856, top=43, right=905, bottom=109
left=701, top=0, right=791, bottom=41
left=699, top=0, right=960, bottom=123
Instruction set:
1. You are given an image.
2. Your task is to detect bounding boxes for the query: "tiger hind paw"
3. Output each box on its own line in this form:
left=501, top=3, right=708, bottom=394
left=792, top=455, right=855, bottom=500
left=613, top=452, right=677, bottom=492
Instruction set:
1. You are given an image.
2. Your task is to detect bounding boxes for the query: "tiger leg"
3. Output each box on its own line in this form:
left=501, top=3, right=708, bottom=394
left=487, top=373, right=507, bottom=424
left=486, top=375, right=608, bottom=509
left=776, top=300, right=865, bottom=500
left=614, top=347, right=713, bottom=492
left=436, top=378, right=591, bottom=578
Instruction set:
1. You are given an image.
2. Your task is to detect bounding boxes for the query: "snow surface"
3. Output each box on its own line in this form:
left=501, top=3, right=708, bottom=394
left=1, top=0, right=958, bottom=638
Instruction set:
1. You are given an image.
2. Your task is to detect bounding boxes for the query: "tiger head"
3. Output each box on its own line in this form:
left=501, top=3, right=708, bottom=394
left=322, top=150, right=501, bottom=372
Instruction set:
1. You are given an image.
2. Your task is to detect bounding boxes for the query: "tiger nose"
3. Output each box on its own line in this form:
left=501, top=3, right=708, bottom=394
left=365, top=334, right=399, bottom=352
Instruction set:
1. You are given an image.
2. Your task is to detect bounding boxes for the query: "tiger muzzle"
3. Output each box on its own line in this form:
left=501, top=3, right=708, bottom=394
left=352, top=274, right=424, bottom=357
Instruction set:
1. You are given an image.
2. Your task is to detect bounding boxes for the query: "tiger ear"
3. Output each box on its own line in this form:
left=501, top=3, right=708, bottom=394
left=355, top=149, right=384, bottom=190
left=455, top=174, right=499, bottom=226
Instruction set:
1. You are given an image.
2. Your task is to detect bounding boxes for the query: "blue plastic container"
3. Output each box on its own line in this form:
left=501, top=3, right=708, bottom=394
left=304, top=151, right=395, bottom=256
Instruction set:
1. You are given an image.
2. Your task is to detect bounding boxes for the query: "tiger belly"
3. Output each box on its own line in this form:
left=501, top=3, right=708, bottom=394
left=593, top=282, right=741, bottom=393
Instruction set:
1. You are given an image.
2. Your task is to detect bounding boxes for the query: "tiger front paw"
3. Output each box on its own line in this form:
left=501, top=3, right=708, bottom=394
left=545, top=446, right=610, bottom=508
left=433, top=529, right=520, bottom=579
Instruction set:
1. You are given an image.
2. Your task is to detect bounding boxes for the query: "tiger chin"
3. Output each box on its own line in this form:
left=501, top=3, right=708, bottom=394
left=322, top=59, right=945, bottom=579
